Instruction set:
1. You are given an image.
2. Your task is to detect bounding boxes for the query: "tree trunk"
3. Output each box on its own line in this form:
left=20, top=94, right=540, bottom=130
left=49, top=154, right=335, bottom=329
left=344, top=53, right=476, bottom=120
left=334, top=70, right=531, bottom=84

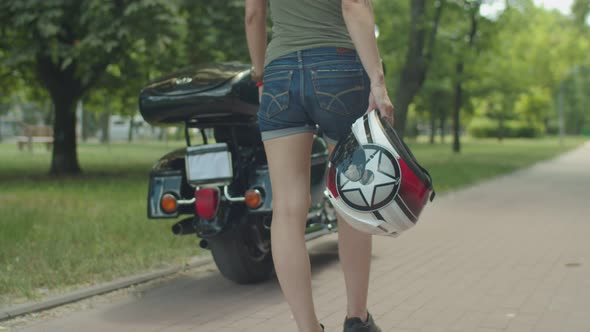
left=394, top=0, right=444, bottom=137
left=50, top=93, right=81, bottom=175
left=393, top=88, right=418, bottom=138
left=80, top=101, right=89, bottom=142
left=452, top=62, right=463, bottom=153
left=127, top=116, right=134, bottom=142
left=158, top=127, right=168, bottom=142
left=429, top=109, right=436, bottom=144
left=451, top=0, right=481, bottom=154
left=100, top=112, right=110, bottom=144
left=498, top=114, right=505, bottom=141
left=439, top=114, right=446, bottom=143
left=36, top=55, right=83, bottom=175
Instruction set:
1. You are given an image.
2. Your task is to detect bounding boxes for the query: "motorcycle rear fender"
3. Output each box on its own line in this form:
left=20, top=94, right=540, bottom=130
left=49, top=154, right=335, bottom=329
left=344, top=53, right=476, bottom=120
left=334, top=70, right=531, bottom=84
left=148, top=170, right=184, bottom=219
left=148, top=148, right=194, bottom=219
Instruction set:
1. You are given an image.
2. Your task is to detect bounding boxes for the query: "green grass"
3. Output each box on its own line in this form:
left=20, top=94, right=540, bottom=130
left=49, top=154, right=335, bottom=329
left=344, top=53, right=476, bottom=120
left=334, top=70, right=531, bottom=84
left=0, top=136, right=587, bottom=304
left=407, top=136, right=586, bottom=192
left=0, top=140, right=202, bottom=305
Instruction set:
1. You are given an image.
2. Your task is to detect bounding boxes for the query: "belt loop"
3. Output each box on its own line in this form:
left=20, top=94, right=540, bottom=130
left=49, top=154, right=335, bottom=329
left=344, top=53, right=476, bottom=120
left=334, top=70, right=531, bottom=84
left=297, top=50, right=303, bottom=69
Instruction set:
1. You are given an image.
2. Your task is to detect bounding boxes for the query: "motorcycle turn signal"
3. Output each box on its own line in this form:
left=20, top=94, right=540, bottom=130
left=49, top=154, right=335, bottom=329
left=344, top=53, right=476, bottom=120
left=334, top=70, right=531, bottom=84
left=160, top=193, right=178, bottom=214
left=245, top=188, right=263, bottom=209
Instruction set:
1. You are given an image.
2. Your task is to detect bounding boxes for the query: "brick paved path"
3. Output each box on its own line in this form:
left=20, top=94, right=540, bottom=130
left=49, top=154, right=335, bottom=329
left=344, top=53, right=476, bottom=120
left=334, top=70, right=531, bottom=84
left=14, top=142, right=590, bottom=332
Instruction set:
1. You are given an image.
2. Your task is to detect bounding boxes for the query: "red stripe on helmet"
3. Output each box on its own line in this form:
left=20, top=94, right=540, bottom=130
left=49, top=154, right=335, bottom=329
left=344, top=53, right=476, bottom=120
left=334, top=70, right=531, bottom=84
left=327, top=164, right=339, bottom=199
left=397, top=158, right=430, bottom=220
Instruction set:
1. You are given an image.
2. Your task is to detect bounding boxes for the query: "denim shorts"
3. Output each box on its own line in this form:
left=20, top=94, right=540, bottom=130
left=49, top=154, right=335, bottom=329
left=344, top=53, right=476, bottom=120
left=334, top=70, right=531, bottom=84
left=257, top=47, right=370, bottom=145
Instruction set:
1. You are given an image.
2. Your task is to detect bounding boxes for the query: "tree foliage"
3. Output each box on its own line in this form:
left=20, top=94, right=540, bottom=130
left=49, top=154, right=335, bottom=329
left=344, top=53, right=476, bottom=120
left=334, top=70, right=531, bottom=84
left=572, top=0, right=590, bottom=26
left=374, top=0, right=444, bottom=137
left=0, top=0, right=183, bottom=174
left=182, top=0, right=250, bottom=64
left=471, top=2, right=590, bottom=136
left=378, top=0, right=590, bottom=144
left=1, top=0, right=589, bottom=175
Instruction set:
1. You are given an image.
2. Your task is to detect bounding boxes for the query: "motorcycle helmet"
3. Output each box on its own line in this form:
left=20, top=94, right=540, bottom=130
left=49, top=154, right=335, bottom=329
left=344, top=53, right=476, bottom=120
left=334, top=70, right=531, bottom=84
left=326, top=110, right=435, bottom=237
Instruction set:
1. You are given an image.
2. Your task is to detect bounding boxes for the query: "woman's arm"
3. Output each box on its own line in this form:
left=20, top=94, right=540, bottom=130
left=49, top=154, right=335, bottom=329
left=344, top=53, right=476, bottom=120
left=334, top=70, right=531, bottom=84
left=342, top=0, right=394, bottom=119
left=245, top=0, right=268, bottom=82
left=342, top=0, right=383, bottom=85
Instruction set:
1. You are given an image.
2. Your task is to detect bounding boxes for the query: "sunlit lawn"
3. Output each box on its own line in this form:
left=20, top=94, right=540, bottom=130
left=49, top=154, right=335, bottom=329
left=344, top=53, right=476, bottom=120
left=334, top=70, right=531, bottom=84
left=408, top=136, right=588, bottom=192
left=0, top=136, right=587, bottom=304
left=0, top=140, right=202, bottom=305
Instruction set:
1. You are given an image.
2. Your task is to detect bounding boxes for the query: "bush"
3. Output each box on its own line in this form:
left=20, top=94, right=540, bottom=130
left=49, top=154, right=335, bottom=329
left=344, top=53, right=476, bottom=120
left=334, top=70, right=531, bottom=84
left=505, top=120, right=544, bottom=138
left=545, top=119, right=559, bottom=135
left=467, top=117, right=544, bottom=138
left=467, top=117, right=498, bottom=138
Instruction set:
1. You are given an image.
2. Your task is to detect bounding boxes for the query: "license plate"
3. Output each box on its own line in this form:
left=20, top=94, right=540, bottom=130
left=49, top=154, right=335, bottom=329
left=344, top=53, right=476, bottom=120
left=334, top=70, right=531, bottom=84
left=186, top=143, right=233, bottom=186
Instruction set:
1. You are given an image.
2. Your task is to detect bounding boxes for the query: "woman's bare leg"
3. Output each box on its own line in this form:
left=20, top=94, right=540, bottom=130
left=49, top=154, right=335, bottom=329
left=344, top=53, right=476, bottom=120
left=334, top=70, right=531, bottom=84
left=264, top=132, right=323, bottom=332
left=328, top=143, right=372, bottom=321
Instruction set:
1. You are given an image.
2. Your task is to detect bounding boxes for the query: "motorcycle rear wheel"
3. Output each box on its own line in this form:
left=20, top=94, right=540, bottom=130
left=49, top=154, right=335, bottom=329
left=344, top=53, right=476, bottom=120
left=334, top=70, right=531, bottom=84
left=208, top=216, right=273, bottom=284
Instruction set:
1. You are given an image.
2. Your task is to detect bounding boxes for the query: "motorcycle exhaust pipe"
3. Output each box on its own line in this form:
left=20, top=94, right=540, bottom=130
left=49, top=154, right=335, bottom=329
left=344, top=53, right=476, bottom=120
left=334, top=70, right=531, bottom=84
left=172, top=218, right=196, bottom=236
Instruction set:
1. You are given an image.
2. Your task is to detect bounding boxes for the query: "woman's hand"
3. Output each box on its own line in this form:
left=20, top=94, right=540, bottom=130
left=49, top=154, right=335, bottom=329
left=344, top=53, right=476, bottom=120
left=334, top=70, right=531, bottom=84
left=367, top=84, right=394, bottom=125
left=341, top=0, right=394, bottom=123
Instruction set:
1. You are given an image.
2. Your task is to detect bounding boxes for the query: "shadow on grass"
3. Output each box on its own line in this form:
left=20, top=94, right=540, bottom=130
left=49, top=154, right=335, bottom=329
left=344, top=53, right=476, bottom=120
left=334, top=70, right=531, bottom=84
left=0, top=141, right=185, bottom=186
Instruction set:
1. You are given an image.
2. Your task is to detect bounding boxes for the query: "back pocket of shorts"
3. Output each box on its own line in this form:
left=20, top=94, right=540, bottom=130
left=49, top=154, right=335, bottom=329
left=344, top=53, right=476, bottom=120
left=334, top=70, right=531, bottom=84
left=312, top=69, right=366, bottom=116
left=261, top=70, right=293, bottom=118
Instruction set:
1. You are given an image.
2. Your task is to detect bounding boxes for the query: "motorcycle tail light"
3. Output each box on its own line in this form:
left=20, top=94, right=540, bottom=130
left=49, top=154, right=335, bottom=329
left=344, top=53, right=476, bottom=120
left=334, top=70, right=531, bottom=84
left=160, top=193, right=178, bottom=214
left=195, top=188, right=220, bottom=220
left=245, top=189, right=263, bottom=209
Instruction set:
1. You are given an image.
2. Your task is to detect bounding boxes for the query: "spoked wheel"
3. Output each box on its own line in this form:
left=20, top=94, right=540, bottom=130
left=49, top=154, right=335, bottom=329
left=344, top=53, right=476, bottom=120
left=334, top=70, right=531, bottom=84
left=207, top=215, right=273, bottom=284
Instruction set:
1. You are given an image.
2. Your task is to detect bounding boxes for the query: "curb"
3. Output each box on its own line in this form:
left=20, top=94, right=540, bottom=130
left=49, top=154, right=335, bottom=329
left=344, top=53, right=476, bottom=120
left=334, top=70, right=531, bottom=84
left=0, top=255, right=212, bottom=322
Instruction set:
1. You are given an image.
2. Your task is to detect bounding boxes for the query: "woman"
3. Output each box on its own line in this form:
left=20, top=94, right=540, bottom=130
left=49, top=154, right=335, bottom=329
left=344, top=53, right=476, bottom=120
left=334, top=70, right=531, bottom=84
left=245, top=0, right=394, bottom=331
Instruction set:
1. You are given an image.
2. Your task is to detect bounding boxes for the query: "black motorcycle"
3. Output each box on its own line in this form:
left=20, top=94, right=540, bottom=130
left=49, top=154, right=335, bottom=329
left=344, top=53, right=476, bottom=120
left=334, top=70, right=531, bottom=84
left=139, top=62, right=337, bottom=284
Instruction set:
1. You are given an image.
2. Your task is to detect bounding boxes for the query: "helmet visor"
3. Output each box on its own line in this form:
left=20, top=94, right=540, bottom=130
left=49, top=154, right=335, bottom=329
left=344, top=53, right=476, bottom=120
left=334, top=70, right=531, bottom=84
left=330, top=133, right=366, bottom=182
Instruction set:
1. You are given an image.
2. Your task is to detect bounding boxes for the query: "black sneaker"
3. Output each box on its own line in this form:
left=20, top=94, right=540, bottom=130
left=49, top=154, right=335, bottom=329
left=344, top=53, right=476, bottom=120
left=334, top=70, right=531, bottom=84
left=343, top=312, right=381, bottom=332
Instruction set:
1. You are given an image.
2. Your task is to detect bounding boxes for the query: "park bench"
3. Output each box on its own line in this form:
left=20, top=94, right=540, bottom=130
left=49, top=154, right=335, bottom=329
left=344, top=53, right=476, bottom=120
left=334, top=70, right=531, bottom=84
left=15, top=125, right=54, bottom=152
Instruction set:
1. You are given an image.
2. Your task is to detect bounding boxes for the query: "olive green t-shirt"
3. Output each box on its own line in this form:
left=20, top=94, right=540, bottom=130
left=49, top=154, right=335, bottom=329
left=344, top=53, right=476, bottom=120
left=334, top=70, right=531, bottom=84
left=265, top=0, right=355, bottom=66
